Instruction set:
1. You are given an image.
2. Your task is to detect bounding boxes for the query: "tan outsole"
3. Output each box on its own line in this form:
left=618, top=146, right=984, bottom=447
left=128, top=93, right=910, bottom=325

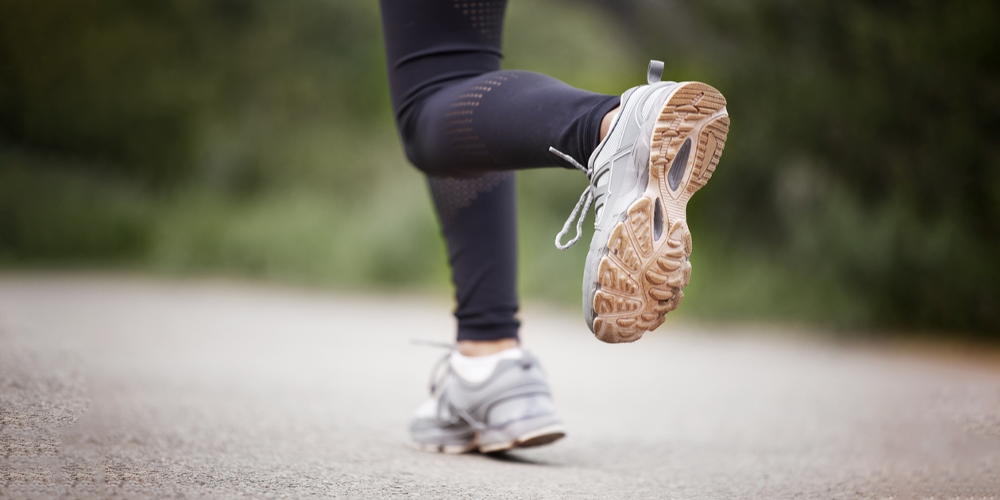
left=478, top=425, right=567, bottom=454
left=411, top=425, right=566, bottom=455
left=592, top=82, right=729, bottom=344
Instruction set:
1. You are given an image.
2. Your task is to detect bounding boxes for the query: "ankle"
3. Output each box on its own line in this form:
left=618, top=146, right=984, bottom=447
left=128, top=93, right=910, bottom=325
left=457, top=338, right=519, bottom=357
left=599, top=106, right=620, bottom=142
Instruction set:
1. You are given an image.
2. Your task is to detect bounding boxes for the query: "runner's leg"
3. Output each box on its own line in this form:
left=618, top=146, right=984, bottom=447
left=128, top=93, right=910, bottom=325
left=380, top=0, right=616, bottom=341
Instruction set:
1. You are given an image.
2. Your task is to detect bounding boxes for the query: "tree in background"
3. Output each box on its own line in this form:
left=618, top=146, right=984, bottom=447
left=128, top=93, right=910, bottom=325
left=1, top=0, right=997, bottom=335
left=592, top=0, right=1000, bottom=333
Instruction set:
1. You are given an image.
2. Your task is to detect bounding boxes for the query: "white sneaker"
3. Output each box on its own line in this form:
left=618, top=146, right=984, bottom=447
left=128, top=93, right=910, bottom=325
left=409, top=349, right=565, bottom=453
left=553, top=60, right=730, bottom=343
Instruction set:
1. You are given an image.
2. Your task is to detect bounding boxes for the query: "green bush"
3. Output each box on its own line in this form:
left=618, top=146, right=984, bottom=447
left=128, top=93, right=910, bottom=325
left=1, top=0, right=996, bottom=336
left=600, top=0, right=1000, bottom=334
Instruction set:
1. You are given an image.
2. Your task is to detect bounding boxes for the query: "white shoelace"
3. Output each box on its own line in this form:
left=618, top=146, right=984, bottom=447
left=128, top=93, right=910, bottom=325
left=549, top=146, right=593, bottom=250
left=415, top=342, right=482, bottom=429
left=549, top=61, right=665, bottom=251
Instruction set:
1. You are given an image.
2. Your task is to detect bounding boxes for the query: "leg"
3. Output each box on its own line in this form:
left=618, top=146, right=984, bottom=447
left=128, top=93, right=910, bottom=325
left=382, top=0, right=567, bottom=453
left=382, top=2, right=730, bottom=347
left=380, top=0, right=616, bottom=344
left=427, top=172, right=520, bottom=346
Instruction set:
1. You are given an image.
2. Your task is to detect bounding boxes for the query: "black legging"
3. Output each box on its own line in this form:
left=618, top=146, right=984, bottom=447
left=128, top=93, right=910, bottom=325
left=380, top=0, right=619, bottom=341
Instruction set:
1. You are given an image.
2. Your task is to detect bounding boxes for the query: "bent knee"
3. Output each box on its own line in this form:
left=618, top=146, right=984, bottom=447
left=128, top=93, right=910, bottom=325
left=395, top=110, right=439, bottom=175
left=399, top=128, right=463, bottom=177
left=398, top=136, right=441, bottom=175
left=394, top=95, right=479, bottom=177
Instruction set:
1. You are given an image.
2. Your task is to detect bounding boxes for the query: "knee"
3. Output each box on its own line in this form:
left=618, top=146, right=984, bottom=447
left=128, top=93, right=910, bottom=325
left=397, top=117, right=456, bottom=177
left=394, top=108, right=439, bottom=176
left=400, top=135, right=443, bottom=176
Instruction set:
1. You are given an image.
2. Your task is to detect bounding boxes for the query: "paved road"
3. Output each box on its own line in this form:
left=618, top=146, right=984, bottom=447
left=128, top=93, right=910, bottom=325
left=1, top=275, right=998, bottom=499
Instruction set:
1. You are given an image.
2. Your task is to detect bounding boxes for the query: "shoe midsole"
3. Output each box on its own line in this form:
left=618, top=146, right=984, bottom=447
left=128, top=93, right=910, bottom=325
left=478, top=413, right=564, bottom=449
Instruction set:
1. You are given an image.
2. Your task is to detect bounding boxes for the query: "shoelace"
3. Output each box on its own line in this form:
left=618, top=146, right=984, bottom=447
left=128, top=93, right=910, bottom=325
left=412, top=339, right=456, bottom=395
left=413, top=340, right=491, bottom=431
left=549, top=147, right=593, bottom=250
left=549, top=61, right=665, bottom=251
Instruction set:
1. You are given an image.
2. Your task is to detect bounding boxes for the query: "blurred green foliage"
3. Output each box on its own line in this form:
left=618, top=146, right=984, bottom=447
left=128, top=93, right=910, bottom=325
left=0, top=0, right=997, bottom=336
left=594, top=0, right=1000, bottom=334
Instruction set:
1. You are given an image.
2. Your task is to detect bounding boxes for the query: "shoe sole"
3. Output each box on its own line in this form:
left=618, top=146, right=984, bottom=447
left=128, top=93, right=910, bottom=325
left=408, top=440, right=479, bottom=455
left=409, top=424, right=566, bottom=455
left=477, top=424, right=567, bottom=454
left=592, top=82, right=729, bottom=344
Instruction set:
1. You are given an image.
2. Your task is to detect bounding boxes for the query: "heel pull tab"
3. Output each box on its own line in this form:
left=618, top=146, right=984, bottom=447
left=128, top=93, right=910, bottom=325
left=647, top=60, right=664, bottom=85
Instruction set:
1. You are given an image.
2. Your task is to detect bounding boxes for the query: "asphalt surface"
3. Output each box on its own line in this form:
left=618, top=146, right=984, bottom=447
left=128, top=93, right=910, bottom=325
left=1, top=275, right=998, bottom=499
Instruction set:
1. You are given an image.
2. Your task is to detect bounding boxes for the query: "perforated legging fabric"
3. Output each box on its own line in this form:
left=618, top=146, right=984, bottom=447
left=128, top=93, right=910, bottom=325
left=380, top=0, right=619, bottom=341
left=427, top=171, right=520, bottom=341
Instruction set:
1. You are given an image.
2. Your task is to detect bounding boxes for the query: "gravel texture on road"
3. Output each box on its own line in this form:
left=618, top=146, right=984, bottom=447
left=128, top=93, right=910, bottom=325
left=1, top=275, right=998, bottom=499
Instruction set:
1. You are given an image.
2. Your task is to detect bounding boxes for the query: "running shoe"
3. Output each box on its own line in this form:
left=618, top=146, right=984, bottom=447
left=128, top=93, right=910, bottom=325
left=553, top=60, right=730, bottom=343
left=410, top=349, right=565, bottom=454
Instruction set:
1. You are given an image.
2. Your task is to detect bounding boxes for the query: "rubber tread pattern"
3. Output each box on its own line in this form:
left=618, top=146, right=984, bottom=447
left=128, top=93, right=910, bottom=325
left=592, top=82, right=729, bottom=343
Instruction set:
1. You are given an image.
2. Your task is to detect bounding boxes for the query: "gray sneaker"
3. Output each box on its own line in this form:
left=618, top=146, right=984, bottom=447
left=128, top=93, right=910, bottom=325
left=552, top=61, right=730, bottom=343
left=410, top=350, right=565, bottom=454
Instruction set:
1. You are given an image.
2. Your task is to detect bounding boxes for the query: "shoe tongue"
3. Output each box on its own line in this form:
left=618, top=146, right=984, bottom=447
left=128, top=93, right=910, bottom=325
left=450, top=348, right=523, bottom=383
